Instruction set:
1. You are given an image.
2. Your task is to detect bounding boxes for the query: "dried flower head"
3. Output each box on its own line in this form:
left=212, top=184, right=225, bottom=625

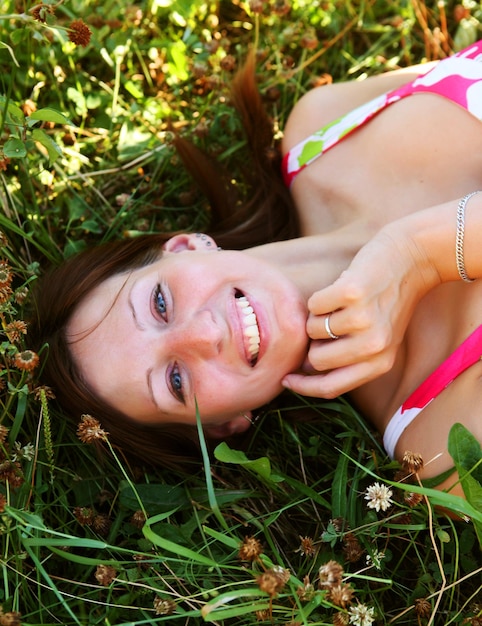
left=364, top=482, right=393, bottom=512
left=31, top=2, right=55, bottom=22
left=343, top=533, right=364, bottom=563
left=4, top=320, right=27, bottom=343
left=256, top=566, right=289, bottom=597
left=13, top=350, right=39, bottom=372
left=333, top=611, right=350, bottom=626
left=255, top=609, right=270, bottom=621
left=0, top=286, right=13, bottom=304
left=348, top=603, right=375, bottom=626
left=0, top=232, right=8, bottom=247
left=77, top=414, right=108, bottom=443
left=298, top=535, right=316, bottom=557
left=0, top=460, right=24, bottom=488
left=0, top=159, right=10, bottom=173
left=33, top=385, right=56, bottom=401
left=296, top=575, right=315, bottom=601
left=153, top=597, right=176, bottom=615
left=402, top=451, right=424, bottom=474
left=0, top=493, right=6, bottom=513
left=318, top=560, right=344, bottom=588
left=0, top=610, right=22, bottom=626
left=14, top=287, right=29, bottom=305
left=68, top=19, right=92, bottom=46
left=328, top=583, right=355, bottom=609
left=0, top=425, right=9, bottom=445
left=95, top=564, right=117, bottom=586
left=92, top=513, right=112, bottom=536
left=238, top=535, right=263, bottom=561
left=73, top=506, right=95, bottom=526
left=0, top=262, right=13, bottom=288
left=404, top=491, right=424, bottom=508
left=130, top=510, right=147, bottom=529
left=414, top=597, right=432, bottom=618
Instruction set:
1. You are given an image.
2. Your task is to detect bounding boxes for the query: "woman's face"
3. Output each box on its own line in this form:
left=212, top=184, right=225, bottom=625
left=67, top=235, right=308, bottom=436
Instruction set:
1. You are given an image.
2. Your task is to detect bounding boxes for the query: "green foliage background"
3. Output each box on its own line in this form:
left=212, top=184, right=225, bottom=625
left=0, top=0, right=481, bottom=624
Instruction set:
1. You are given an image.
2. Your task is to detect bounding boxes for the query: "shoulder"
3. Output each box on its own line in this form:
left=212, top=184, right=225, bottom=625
left=282, top=62, right=436, bottom=156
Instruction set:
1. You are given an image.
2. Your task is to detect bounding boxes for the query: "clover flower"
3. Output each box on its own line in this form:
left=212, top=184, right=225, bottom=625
left=76, top=414, right=108, bottom=443
left=68, top=19, right=92, bottom=46
left=364, top=482, right=393, bottom=512
left=13, top=350, right=39, bottom=372
left=238, top=535, right=263, bottom=561
left=348, top=603, right=375, bottom=626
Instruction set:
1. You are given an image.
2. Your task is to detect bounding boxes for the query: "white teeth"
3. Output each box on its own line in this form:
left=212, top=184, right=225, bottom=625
left=235, top=295, right=260, bottom=363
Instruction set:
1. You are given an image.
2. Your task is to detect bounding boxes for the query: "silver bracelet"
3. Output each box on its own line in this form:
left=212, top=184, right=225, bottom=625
left=456, top=191, right=481, bottom=283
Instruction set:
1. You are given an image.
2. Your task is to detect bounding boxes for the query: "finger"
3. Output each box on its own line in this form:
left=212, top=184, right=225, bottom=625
left=306, top=312, right=342, bottom=340
left=308, top=275, right=364, bottom=315
left=282, top=359, right=382, bottom=399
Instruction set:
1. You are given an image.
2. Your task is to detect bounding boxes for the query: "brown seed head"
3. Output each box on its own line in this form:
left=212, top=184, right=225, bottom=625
left=404, top=491, right=424, bottom=508
left=414, top=597, right=432, bottom=618
left=13, top=350, right=39, bottom=372
left=0, top=611, right=22, bottom=626
left=31, top=3, right=55, bottom=22
left=130, top=510, right=147, bottom=528
left=256, top=566, right=289, bottom=597
left=92, top=513, right=112, bottom=537
left=298, top=535, right=316, bottom=557
left=328, top=583, right=355, bottom=609
left=77, top=414, right=108, bottom=443
left=402, top=451, right=424, bottom=474
left=4, top=321, right=27, bottom=343
left=0, top=262, right=13, bottom=288
left=73, top=506, right=95, bottom=526
left=68, top=19, right=92, bottom=46
left=238, top=535, right=263, bottom=561
left=333, top=611, right=350, bottom=626
left=153, top=597, right=176, bottom=615
left=95, top=564, right=117, bottom=586
left=319, top=560, right=344, bottom=588
left=0, top=425, right=9, bottom=445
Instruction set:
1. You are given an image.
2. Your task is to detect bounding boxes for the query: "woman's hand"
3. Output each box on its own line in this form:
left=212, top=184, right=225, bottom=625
left=282, top=226, right=439, bottom=398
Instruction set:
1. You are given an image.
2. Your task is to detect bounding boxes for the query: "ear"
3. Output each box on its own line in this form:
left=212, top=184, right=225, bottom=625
left=203, top=415, right=252, bottom=439
left=162, top=233, right=217, bottom=253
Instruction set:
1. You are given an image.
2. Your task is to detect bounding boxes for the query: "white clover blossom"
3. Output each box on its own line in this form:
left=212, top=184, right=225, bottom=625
left=364, top=482, right=393, bottom=512
left=366, top=549, right=385, bottom=570
left=12, top=441, right=35, bottom=462
left=348, top=603, right=376, bottom=626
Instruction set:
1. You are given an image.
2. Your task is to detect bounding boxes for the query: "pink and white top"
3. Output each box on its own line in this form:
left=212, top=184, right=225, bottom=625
left=282, top=40, right=482, bottom=188
left=383, top=325, right=482, bottom=458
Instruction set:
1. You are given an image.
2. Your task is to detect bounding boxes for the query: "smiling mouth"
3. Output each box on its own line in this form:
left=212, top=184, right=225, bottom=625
left=235, top=290, right=260, bottom=366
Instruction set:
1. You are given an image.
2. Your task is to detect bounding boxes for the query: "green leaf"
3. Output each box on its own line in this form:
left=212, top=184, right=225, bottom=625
left=28, top=107, right=72, bottom=126
left=3, top=137, right=27, bottom=158
left=214, top=442, right=284, bottom=484
left=448, top=423, right=482, bottom=483
left=31, top=128, right=62, bottom=164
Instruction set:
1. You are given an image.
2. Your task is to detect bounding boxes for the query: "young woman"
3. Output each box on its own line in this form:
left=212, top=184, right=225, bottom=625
left=31, top=40, right=482, bottom=492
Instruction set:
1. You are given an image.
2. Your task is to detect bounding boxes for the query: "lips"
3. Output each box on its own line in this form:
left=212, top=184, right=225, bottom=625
left=234, top=291, right=260, bottom=365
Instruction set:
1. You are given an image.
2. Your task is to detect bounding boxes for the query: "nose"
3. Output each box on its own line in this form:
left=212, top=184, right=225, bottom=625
left=173, top=309, right=223, bottom=359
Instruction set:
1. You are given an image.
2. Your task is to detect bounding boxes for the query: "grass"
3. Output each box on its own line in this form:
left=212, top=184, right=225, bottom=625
left=0, top=0, right=481, bottom=624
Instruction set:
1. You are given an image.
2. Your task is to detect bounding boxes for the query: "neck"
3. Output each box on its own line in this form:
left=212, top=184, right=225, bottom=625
left=244, top=220, right=374, bottom=300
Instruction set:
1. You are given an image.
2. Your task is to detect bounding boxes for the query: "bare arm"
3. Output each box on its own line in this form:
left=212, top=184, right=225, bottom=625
left=283, top=193, right=482, bottom=398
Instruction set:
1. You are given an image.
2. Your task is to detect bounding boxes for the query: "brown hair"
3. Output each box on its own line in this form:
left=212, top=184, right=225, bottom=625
left=30, top=51, right=299, bottom=469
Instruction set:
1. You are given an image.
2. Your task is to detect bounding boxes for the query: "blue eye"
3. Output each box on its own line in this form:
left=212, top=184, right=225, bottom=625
left=169, top=365, right=184, bottom=404
left=153, top=285, right=167, bottom=319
